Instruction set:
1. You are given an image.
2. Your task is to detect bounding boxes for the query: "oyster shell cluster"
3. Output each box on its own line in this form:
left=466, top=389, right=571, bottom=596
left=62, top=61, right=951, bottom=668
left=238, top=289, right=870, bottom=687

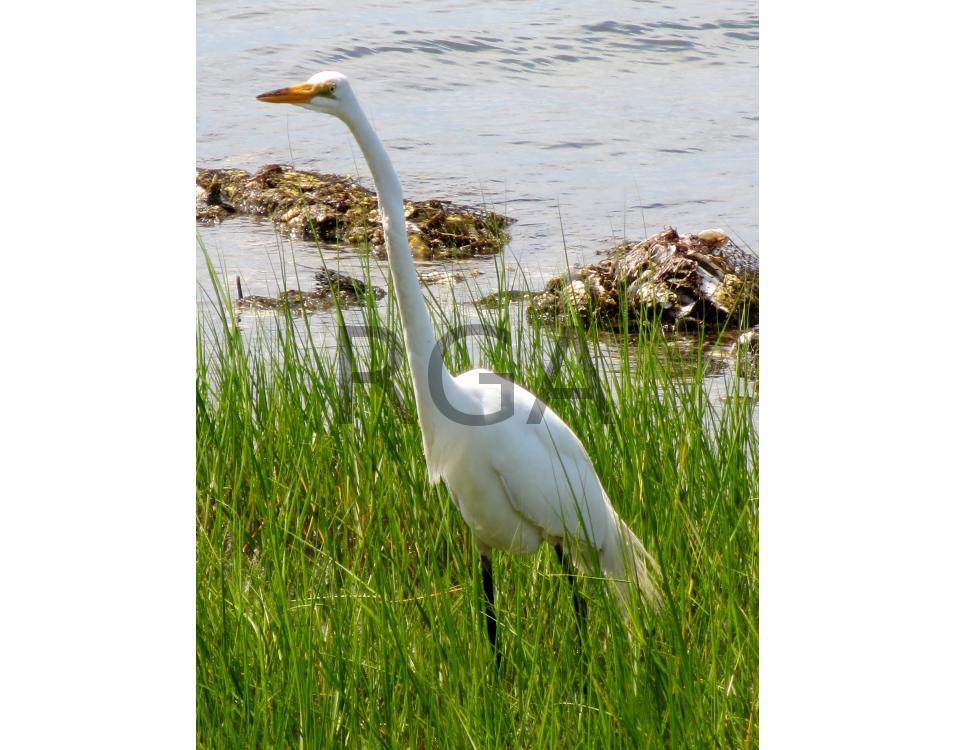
left=197, top=165, right=510, bottom=260
left=530, top=227, right=758, bottom=331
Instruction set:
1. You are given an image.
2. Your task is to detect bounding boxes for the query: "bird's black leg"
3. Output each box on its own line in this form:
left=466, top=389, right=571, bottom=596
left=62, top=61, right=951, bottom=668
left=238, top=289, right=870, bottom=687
left=554, top=543, right=588, bottom=639
left=480, top=553, right=501, bottom=669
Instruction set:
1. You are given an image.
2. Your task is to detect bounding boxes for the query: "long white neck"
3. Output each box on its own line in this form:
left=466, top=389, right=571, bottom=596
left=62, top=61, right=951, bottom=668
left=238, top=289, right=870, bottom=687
left=341, top=102, right=455, bottom=449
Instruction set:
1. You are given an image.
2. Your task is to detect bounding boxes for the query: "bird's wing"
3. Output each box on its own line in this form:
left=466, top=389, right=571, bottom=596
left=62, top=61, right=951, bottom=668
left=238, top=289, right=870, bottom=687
left=453, top=369, right=613, bottom=547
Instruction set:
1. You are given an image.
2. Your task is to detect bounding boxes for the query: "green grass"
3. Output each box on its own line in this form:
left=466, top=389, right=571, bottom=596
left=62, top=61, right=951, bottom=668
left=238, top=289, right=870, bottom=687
left=196, top=248, right=758, bottom=748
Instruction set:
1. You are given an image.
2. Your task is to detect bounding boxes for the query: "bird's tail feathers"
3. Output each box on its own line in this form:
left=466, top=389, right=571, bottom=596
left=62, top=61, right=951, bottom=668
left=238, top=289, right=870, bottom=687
left=599, top=511, right=661, bottom=618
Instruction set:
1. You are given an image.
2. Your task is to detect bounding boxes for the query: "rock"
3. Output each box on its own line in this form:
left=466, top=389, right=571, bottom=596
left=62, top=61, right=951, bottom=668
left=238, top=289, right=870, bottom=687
left=196, top=164, right=511, bottom=259
left=314, top=268, right=385, bottom=301
left=234, top=268, right=385, bottom=314
left=530, top=227, right=758, bottom=330
left=696, top=228, right=728, bottom=246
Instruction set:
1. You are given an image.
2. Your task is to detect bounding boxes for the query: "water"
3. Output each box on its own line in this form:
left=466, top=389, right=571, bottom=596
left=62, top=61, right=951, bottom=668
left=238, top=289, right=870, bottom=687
left=198, top=0, right=756, bottom=287
left=196, top=0, right=758, bottom=413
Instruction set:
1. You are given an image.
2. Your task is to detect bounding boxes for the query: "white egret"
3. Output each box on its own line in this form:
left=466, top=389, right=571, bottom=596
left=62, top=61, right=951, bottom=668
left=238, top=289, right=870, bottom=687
left=257, top=72, right=660, bottom=662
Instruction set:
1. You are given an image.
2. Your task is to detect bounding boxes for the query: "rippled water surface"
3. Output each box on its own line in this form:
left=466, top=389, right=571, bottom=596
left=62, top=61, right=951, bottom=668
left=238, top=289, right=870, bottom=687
left=197, top=0, right=756, bottom=368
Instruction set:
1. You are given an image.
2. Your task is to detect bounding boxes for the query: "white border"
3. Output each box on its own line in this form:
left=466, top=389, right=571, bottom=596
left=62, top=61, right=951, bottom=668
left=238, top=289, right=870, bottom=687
left=2, top=2, right=195, bottom=745
left=762, top=1, right=955, bottom=746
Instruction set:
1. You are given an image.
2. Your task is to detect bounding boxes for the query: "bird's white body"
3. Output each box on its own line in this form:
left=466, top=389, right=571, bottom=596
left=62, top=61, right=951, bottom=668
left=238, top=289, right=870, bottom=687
left=430, top=368, right=608, bottom=556
left=258, top=71, right=659, bottom=615
left=423, top=366, right=659, bottom=607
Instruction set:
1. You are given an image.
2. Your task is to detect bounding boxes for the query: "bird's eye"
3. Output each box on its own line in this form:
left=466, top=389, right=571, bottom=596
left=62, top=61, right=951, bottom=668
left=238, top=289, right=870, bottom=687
left=329, top=83, right=337, bottom=94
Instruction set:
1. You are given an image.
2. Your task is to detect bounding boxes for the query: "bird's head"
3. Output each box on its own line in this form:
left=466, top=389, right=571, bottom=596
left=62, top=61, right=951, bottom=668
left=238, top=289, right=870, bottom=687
left=256, top=70, right=354, bottom=118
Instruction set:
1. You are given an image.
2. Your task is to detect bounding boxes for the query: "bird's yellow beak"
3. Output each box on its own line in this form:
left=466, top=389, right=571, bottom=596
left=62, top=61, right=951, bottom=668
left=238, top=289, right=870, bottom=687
left=256, top=81, right=333, bottom=104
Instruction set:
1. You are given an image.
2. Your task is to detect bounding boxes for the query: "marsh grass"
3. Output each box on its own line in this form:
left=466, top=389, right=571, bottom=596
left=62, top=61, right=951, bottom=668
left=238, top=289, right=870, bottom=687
left=196, top=244, right=758, bottom=748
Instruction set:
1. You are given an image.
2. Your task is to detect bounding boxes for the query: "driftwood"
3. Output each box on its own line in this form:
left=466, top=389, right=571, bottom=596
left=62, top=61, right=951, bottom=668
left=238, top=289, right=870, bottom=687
left=529, top=227, right=758, bottom=331
left=197, top=164, right=510, bottom=260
